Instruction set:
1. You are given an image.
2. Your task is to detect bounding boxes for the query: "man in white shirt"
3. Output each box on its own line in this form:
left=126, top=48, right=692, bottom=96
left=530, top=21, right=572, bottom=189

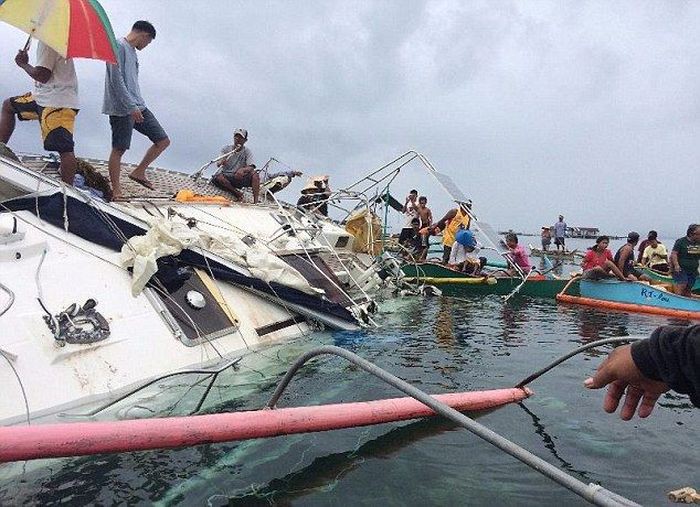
left=398, top=189, right=419, bottom=245
left=448, top=228, right=485, bottom=274
left=553, top=215, right=567, bottom=252
left=1, top=41, right=79, bottom=183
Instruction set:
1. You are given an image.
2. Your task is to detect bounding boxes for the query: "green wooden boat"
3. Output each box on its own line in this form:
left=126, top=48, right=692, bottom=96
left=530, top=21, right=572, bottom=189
left=401, top=262, right=577, bottom=298
left=639, top=266, right=700, bottom=293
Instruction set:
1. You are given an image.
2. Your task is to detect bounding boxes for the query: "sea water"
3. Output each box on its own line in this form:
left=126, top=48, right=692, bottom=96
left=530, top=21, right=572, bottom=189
left=0, top=286, right=696, bottom=506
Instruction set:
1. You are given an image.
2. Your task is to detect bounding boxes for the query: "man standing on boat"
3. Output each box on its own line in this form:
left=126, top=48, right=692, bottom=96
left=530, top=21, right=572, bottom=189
left=541, top=226, right=552, bottom=251
left=1, top=41, right=79, bottom=184
left=433, top=201, right=473, bottom=263
left=670, top=224, right=700, bottom=296
left=213, top=128, right=260, bottom=203
left=553, top=215, right=567, bottom=252
left=103, top=21, right=170, bottom=201
left=416, top=196, right=433, bottom=229
left=398, top=189, right=419, bottom=246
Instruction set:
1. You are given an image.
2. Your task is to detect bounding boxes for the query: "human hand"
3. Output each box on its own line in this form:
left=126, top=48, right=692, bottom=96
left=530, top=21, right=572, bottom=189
left=584, top=344, right=669, bottom=420
left=131, top=109, right=144, bottom=123
left=15, top=49, right=28, bottom=67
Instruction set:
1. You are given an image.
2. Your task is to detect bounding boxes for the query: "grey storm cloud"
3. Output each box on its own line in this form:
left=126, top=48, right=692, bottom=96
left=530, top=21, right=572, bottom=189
left=0, top=0, right=698, bottom=237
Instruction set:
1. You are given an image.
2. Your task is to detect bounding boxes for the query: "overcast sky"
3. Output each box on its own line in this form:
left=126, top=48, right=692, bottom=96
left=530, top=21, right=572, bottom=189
left=1, top=1, right=698, bottom=236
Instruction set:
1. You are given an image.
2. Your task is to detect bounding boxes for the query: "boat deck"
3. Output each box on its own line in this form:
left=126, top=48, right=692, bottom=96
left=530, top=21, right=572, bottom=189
left=16, top=153, right=254, bottom=203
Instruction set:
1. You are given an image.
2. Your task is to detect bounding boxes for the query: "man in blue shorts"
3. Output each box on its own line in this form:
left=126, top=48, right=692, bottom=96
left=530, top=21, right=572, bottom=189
left=670, top=224, right=700, bottom=296
left=103, top=20, right=170, bottom=200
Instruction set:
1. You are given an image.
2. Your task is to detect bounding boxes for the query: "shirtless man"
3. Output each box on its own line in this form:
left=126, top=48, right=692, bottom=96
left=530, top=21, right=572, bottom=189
left=416, top=196, right=433, bottom=228
left=614, top=232, right=650, bottom=281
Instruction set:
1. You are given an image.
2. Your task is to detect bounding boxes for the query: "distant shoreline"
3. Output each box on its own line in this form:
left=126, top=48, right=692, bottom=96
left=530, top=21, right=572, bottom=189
left=497, top=231, right=626, bottom=239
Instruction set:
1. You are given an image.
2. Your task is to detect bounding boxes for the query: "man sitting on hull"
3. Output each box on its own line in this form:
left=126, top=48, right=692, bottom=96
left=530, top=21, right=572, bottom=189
left=213, top=128, right=260, bottom=203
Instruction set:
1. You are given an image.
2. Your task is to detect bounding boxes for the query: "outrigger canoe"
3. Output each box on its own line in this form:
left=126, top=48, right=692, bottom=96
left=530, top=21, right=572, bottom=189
left=402, top=262, right=577, bottom=298
left=557, top=279, right=700, bottom=320
left=638, top=266, right=700, bottom=293
left=528, top=244, right=582, bottom=260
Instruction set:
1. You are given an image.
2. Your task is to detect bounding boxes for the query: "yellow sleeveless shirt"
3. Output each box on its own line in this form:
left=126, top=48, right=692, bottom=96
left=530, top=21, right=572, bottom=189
left=442, top=209, right=471, bottom=247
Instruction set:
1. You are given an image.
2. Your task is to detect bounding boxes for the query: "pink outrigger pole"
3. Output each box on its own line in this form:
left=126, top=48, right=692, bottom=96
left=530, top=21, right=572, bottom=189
left=0, top=388, right=529, bottom=463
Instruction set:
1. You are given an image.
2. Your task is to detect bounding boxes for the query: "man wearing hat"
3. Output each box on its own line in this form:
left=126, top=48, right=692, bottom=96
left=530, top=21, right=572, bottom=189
left=214, top=128, right=260, bottom=203
left=297, top=175, right=331, bottom=216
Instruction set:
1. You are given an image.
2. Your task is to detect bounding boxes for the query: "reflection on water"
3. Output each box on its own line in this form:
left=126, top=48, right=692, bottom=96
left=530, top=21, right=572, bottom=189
left=222, top=417, right=464, bottom=506
left=517, top=403, right=593, bottom=481
left=434, top=298, right=455, bottom=347
left=0, top=295, right=696, bottom=506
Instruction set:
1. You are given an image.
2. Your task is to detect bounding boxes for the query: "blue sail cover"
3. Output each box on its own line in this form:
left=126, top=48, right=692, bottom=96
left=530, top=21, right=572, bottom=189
left=3, top=193, right=357, bottom=325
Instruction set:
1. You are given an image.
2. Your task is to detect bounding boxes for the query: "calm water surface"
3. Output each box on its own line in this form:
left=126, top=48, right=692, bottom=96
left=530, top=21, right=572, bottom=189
left=0, top=290, right=697, bottom=506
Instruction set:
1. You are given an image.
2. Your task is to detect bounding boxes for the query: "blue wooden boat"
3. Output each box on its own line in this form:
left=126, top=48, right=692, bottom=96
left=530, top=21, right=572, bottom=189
left=557, top=279, right=700, bottom=319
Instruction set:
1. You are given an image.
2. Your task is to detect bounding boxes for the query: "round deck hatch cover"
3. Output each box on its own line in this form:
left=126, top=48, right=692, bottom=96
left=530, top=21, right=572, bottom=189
left=186, top=290, right=206, bottom=309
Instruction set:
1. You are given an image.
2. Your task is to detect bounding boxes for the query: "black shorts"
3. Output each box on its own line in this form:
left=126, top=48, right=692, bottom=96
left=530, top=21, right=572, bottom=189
left=220, top=167, right=254, bottom=189
left=554, top=237, right=565, bottom=246
left=398, top=227, right=414, bottom=245
left=628, top=267, right=643, bottom=279
left=109, top=108, right=168, bottom=151
left=442, top=245, right=452, bottom=264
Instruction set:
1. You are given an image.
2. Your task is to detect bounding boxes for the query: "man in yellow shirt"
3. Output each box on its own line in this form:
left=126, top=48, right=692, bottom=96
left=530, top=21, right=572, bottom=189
left=641, top=232, right=669, bottom=273
left=431, top=201, right=472, bottom=263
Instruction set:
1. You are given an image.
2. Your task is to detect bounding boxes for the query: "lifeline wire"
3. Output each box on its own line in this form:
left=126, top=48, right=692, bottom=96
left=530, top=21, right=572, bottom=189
left=0, top=350, right=30, bottom=427
left=515, top=336, right=645, bottom=388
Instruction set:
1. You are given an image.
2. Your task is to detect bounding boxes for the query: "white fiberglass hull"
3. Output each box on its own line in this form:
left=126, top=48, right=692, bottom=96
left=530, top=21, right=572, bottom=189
left=0, top=210, right=311, bottom=424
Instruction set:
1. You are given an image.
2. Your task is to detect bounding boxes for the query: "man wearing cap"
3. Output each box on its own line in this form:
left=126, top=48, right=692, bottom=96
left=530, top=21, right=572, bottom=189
left=614, top=232, right=649, bottom=281
left=213, top=128, right=260, bottom=203
left=553, top=215, right=567, bottom=252
left=448, top=229, right=485, bottom=274
left=103, top=21, right=170, bottom=201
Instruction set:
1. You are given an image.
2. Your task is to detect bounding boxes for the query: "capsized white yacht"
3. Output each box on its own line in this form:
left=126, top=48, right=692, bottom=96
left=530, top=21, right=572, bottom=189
left=0, top=150, right=387, bottom=425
